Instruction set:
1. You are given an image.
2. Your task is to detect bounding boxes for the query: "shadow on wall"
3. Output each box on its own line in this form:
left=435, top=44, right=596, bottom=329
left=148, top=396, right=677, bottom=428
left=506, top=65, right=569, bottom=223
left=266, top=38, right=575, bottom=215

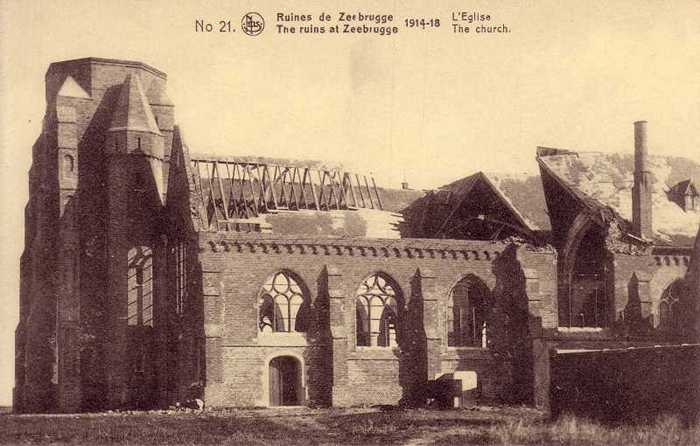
left=621, top=274, right=654, bottom=336
left=306, top=270, right=333, bottom=407
left=490, top=244, right=536, bottom=405
left=622, top=275, right=699, bottom=340
left=398, top=272, right=428, bottom=408
left=78, top=84, right=122, bottom=411
left=407, top=244, right=542, bottom=408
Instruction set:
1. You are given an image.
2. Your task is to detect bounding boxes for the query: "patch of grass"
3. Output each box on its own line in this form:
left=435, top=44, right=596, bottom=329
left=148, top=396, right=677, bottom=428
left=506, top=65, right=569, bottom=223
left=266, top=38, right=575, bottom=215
left=436, top=413, right=700, bottom=446
left=0, top=407, right=698, bottom=445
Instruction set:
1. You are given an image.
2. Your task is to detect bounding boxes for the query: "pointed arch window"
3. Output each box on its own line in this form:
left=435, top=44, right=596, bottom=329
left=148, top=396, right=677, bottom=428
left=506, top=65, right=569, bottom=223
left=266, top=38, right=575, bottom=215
left=447, top=277, right=489, bottom=348
left=659, top=281, right=682, bottom=333
left=128, top=246, right=153, bottom=327
left=62, top=154, right=75, bottom=176
left=258, top=271, right=309, bottom=333
left=356, top=274, right=399, bottom=347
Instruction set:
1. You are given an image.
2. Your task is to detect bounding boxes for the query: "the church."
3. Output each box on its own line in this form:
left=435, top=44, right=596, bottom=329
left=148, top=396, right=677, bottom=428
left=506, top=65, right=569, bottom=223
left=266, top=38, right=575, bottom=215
left=14, top=58, right=699, bottom=413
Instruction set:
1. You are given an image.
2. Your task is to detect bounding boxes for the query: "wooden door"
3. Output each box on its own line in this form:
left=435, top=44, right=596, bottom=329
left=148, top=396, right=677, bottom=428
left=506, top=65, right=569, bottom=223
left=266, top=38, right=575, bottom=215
left=269, top=356, right=300, bottom=406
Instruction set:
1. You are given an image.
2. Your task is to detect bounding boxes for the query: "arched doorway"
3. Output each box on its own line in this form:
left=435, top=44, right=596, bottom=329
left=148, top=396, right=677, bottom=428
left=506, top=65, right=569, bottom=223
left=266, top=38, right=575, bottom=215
left=269, top=356, right=302, bottom=406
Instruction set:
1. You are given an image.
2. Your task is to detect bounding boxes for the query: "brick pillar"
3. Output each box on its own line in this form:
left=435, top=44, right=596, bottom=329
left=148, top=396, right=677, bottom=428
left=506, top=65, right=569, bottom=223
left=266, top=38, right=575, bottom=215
left=105, top=158, right=129, bottom=408
left=418, top=269, right=441, bottom=381
left=154, top=239, right=171, bottom=408
left=202, top=270, right=224, bottom=406
left=326, top=265, right=348, bottom=406
left=56, top=102, right=82, bottom=412
left=56, top=224, right=81, bottom=412
left=532, top=338, right=551, bottom=412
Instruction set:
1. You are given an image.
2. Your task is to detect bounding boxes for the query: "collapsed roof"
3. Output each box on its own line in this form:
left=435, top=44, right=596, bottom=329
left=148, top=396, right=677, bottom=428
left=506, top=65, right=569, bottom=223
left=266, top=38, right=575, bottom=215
left=537, top=148, right=700, bottom=246
left=185, top=154, right=424, bottom=238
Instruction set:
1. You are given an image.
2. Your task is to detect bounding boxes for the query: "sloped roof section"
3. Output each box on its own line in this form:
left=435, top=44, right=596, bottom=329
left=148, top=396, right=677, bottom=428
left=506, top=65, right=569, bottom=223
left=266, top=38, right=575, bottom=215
left=109, top=74, right=161, bottom=135
left=537, top=148, right=700, bottom=245
left=440, top=171, right=551, bottom=231
left=376, top=187, right=425, bottom=214
left=670, top=179, right=694, bottom=195
left=482, top=172, right=551, bottom=231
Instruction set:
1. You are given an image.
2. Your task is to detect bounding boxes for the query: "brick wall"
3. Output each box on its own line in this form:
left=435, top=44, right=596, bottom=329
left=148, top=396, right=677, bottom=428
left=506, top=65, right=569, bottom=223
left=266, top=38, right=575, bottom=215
left=612, top=251, right=690, bottom=330
left=196, top=234, right=558, bottom=407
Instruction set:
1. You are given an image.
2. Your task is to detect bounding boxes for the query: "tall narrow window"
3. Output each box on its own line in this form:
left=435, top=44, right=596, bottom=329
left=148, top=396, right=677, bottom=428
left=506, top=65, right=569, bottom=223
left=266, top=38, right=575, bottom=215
left=62, top=154, right=75, bottom=176
left=128, top=246, right=153, bottom=327
left=447, top=276, right=490, bottom=348
left=258, top=271, right=309, bottom=333
left=659, top=281, right=682, bottom=333
left=175, top=242, right=187, bottom=315
left=356, top=274, right=399, bottom=347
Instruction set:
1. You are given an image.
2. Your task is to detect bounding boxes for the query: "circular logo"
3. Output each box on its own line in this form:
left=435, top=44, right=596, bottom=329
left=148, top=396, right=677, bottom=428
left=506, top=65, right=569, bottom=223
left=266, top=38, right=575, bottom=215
left=241, top=12, right=265, bottom=36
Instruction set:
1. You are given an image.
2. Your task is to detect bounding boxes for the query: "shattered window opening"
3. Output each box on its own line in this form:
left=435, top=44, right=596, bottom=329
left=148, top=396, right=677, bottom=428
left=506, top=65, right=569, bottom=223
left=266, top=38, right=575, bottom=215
left=447, top=277, right=489, bottom=348
left=356, top=274, right=399, bottom=347
left=659, top=281, right=682, bottom=333
left=128, top=246, right=153, bottom=327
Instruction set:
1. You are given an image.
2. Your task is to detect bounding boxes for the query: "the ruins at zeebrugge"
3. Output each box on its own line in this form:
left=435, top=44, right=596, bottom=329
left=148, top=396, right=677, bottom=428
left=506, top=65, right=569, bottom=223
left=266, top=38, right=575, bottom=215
left=15, top=58, right=700, bottom=419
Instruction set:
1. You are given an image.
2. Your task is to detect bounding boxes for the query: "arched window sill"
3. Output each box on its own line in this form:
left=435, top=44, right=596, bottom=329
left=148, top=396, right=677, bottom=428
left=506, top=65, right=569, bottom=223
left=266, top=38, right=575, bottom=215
left=442, top=348, right=492, bottom=360
left=445, top=346, right=489, bottom=351
left=355, top=345, right=400, bottom=350
left=557, top=327, right=605, bottom=332
left=349, top=347, right=401, bottom=360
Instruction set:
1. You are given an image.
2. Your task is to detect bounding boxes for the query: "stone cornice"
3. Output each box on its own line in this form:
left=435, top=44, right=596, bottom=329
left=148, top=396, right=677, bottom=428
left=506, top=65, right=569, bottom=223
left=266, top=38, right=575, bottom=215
left=198, top=235, right=556, bottom=260
left=47, top=57, right=167, bottom=79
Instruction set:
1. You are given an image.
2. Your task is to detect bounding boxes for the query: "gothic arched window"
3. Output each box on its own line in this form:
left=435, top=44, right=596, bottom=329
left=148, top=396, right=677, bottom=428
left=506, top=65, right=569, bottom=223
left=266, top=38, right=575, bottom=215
left=63, top=154, right=75, bottom=176
left=258, top=271, right=309, bottom=333
left=659, top=280, right=682, bottom=333
left=447, top=276, right=490, bottom=348
left=128, top=246, right=153, bottom=327
left=356, top=274, right=400, bottom=347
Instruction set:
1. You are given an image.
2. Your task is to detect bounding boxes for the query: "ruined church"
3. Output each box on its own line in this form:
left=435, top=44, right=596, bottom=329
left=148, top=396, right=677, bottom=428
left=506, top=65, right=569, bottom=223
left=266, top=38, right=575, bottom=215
left=15, top=58, right=699, bottom=413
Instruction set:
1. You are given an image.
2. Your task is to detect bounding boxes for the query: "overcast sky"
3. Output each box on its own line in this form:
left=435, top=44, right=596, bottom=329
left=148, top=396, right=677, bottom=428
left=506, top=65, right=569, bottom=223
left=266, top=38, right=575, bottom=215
left=1, top=0, right=699, bottom=406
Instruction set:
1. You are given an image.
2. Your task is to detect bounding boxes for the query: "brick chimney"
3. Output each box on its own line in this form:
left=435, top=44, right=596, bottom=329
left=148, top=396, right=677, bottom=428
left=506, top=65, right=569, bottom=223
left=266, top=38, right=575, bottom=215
left=632, top=121, right=653, bottom=239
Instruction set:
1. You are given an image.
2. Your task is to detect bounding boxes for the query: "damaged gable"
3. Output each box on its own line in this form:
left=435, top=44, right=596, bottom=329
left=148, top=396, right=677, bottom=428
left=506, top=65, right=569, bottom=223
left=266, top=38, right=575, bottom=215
left=537, top=148, right=700, bottom=246
left=402, top=171, right=550, bottom=243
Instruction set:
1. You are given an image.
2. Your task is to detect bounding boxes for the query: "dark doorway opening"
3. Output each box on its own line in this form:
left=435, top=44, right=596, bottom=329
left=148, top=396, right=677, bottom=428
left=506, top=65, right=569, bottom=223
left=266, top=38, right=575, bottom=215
left=269, top=356, right=302, bottom=406
left=569, top=225, right=609, bottom=327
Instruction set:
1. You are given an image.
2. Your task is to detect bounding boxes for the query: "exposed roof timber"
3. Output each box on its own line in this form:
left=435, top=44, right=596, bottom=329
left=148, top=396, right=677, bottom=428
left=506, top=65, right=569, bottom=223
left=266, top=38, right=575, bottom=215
left=190, top=158, right=384, bottom=231
left=435, top=172, right=536, bottom=238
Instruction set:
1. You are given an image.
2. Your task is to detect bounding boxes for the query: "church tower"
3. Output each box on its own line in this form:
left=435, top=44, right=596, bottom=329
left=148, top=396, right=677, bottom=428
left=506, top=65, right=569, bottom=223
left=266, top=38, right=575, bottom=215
left=16, top=58, right=176, bottom=412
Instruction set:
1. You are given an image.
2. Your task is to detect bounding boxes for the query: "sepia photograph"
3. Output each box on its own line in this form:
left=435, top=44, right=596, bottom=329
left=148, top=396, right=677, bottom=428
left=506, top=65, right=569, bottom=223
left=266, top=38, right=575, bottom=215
left=0, top=0, right=698, bottom=444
